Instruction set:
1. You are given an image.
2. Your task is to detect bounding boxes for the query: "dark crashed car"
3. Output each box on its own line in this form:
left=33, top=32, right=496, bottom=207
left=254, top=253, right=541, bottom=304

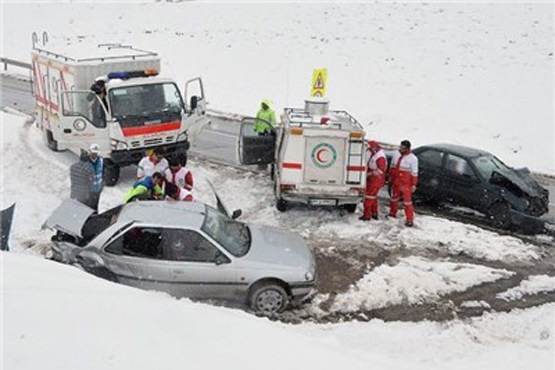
left=412, top=144, right=549, bottom=233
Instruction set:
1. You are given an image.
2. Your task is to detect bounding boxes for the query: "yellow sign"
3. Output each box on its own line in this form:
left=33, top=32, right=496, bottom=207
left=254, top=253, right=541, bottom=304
left=311, top=68, right=327, bottom=97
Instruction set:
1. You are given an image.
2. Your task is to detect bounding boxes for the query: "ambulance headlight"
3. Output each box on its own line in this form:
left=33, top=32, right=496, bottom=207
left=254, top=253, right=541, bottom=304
left=177, top=131, right=188, bottom=141
left=110, top=139, right=128, bottom=150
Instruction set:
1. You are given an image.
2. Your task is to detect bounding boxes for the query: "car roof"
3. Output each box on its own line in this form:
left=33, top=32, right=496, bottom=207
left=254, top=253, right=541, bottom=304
left=118, top=200, right=206, bottom=229
left=415, top=143, right=492, bottom=159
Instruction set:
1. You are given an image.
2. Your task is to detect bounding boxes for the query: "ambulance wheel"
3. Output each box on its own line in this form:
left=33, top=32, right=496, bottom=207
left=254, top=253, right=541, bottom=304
left=276, top=198, right=287, bottom=212
left=45, top=130, right=59, bottom=151
left=103, top=160, right=120, bottom=187
left=344, top=204, right=357, bottom=213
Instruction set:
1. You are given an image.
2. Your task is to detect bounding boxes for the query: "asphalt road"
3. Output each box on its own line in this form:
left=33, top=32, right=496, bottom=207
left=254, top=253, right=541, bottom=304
left=1, top=72, right=554, bottom=219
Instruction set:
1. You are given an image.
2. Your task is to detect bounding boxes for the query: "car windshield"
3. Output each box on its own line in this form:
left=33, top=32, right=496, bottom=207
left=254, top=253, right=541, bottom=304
left=200, top=205, right=251, bottom=257
left=471, top=155, right=512, bottom=180
left=109, top=82, right=184, bottom=119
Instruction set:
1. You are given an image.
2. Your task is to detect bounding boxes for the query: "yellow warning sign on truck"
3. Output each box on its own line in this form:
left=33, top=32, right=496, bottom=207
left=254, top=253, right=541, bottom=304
left=311, top=68, right=327, bottom=97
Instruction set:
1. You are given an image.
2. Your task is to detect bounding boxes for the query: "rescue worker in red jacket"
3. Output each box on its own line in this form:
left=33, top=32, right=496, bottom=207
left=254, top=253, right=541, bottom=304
left=165, top=157, right=193, bottom=191
left=360, top=140, right=387, bottom=221
left=388, top=140, right=419, bottom=227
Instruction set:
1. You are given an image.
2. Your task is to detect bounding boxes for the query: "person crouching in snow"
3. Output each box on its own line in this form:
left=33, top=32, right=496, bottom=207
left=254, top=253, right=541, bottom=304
left=360, top=140, right=387, bottom=221
left=388, top=140, right=419, bottom=227
left=165, top=157, right=193, bottom=191
left=123, top=172, right=165, bottom=203
left=164, top=182, right=193, bottom=202
left=137, top=147, right=169, bottom=180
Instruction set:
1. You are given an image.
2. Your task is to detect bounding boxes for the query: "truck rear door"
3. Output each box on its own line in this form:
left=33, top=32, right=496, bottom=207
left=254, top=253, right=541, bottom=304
left=303, top=136, right=345, bottom=185
left=238, top=117, right=275, bottom=165
left=59, top=91, right=109, bottom=152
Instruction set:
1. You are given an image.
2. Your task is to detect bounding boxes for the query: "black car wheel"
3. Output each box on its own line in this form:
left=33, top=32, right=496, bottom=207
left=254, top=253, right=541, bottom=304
left=344, top=204, right=357, bottom=213
left=487, top=201, right=512, bottom=229
left=276, top=198, right=287, bottom=212
left=249, top=282, right=289, bottom=314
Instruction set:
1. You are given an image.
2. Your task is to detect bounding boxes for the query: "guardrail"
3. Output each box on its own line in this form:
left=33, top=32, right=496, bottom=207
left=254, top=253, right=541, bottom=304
left=1, top=57, right=32, bottom=71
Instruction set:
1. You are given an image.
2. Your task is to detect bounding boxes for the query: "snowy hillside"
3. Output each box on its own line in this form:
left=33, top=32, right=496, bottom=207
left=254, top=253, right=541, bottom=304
left=1, top=1, right=553, bottom=173
left=1, top=2, right=554, bottom=369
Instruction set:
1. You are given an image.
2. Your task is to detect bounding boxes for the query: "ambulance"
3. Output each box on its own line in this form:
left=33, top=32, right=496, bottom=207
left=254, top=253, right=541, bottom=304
left=31, top=40, right=208, bottom=185
left=239, top=98, right=367, bottom=212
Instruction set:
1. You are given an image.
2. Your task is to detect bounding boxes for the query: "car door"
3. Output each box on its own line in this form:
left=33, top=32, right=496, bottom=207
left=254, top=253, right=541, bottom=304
left=443, top=154, right=484, bottom=209
left=237, top=117, right=275, bottom=165
left=59, top=90, right=109, bottom=153
left=101, top=225, right=174, bottom=290
left=183, top=78, right=209, bottom=141
left=414, top=149, right=445, bottom=202
left=159, top=228, right=241, bottom=301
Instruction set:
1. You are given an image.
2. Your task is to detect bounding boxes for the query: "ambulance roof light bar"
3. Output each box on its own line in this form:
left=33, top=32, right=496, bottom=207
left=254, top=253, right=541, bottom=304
left=107, top=69, right=158, bottom=80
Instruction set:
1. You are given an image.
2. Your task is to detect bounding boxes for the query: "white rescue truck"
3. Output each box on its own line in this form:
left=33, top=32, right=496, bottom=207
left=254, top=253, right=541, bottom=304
left=32, top=41, right=208, bottom=185
left=239, top=98, right=367, bottom=212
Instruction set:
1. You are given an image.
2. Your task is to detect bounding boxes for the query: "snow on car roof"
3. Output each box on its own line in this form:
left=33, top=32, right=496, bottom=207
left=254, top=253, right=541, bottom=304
left=118, top=200, right=206, bottom=228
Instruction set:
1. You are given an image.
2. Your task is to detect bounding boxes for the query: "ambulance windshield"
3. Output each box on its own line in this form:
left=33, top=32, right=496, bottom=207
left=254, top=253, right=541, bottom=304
left=109, top=82, right=184, bottom=122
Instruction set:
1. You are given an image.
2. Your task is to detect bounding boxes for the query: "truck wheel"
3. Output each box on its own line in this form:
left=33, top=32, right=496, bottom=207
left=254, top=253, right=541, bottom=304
left=45, top=130, right=59, bottom=152
left=487, top=201, right=512, bottom=230
left=276, top=198, right=287, bottom=212
left=103, top=160, right=120, bottom=187
left=344, top=204, right=357, bottom=213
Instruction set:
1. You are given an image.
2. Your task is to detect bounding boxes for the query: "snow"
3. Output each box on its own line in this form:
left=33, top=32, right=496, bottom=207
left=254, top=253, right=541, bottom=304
left=1, top=2, right=555, bottom=369
left=497, top=275, right=555, bottom=301
left=1, top=1, right=554, bottom=173
left=332, top=256, right=514, bottom=312
left=3, top=251, right=554, bottom=370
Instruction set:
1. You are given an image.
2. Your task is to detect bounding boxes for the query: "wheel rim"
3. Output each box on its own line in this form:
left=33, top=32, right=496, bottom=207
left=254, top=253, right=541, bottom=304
left=256, top=289, right=285, bottom=313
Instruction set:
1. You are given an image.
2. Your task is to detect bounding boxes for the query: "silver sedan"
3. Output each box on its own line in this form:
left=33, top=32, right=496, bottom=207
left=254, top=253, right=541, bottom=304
left=44, top=198, right=316, bottom=314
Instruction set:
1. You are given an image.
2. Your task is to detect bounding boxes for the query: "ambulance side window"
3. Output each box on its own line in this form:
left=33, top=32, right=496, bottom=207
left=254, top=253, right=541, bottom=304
left=62, top=91, right=106, bottom=128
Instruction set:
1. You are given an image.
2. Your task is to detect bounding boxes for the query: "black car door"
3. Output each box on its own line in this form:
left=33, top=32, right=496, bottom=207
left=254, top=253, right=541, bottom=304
left=442, top=154, right=484, bottom=209
left=414, top=149, right=445, bottom=202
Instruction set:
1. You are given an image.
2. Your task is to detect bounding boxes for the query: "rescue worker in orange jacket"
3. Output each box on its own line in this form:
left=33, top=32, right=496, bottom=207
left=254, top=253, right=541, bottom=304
left=388, top=140, right=419, bottom=227
left=360, top=140, right=387, bottom=221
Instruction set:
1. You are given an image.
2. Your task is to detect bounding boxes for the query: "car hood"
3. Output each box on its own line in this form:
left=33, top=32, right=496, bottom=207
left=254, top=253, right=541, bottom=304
left=494, top=168, right=543, bottom=197
left=244, top=224, right=313, bottom=269
left=42, top=199, right=95, bottom=238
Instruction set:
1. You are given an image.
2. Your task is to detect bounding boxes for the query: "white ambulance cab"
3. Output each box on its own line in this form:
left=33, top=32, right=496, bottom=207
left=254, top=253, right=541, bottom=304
left=239, top=98, right=367, bottom=212
left=31, top=40, right=208, bottom=185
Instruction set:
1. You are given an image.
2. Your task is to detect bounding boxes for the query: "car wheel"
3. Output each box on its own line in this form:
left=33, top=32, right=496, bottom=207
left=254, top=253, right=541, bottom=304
left=276, top=198, right=287, bottom=212
left=487, top=201, right=512, bottom=229
left=249, top=282, right=289, bottom=314
left=103, top=159, right=120, bottom=187
left=343, top=204, right=357, bottom=213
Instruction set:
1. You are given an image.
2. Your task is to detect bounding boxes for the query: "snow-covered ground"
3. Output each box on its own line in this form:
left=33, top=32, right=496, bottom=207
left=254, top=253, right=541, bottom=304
left=1, top=1, right=553, bottom=173
left=1, top=2, right=554, bottom=369
left=3, top=251, right=554, bottom=370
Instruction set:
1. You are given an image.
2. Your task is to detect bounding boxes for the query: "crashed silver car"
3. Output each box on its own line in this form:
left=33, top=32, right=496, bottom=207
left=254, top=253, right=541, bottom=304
left=44, top=198, right=316, bottom=314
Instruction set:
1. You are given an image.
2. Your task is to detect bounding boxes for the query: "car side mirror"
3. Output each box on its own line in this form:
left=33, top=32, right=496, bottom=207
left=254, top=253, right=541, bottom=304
left=190, top=95, right=198, bottom=111
left=231, top=209, right=242, bottom=220
left=214, top=251, right=230, bottom=265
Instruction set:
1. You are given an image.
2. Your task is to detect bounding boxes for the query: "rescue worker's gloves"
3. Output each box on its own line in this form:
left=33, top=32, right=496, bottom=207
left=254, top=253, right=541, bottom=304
left=411, top=185, right=417, bottom=193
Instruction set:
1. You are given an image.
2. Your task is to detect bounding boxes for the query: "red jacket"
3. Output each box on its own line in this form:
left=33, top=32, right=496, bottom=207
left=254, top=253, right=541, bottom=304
left=389, top=150, right=418, bottom=187
left=367, top=149, right=387, bottom=186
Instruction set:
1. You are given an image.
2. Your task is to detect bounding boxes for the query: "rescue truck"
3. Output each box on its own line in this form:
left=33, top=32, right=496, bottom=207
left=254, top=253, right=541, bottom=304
left=31, top=40, right=208, bottom=185
left=239, top=98, right=367, bottom=212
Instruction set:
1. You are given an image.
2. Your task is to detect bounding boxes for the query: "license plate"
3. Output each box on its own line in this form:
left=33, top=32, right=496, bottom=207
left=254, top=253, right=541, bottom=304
left=309, top=199, right=336, bottom=206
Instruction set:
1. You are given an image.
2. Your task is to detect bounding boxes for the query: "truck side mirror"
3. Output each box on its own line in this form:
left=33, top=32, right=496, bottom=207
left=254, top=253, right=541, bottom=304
left=190, top=95, right=198, bottom=111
